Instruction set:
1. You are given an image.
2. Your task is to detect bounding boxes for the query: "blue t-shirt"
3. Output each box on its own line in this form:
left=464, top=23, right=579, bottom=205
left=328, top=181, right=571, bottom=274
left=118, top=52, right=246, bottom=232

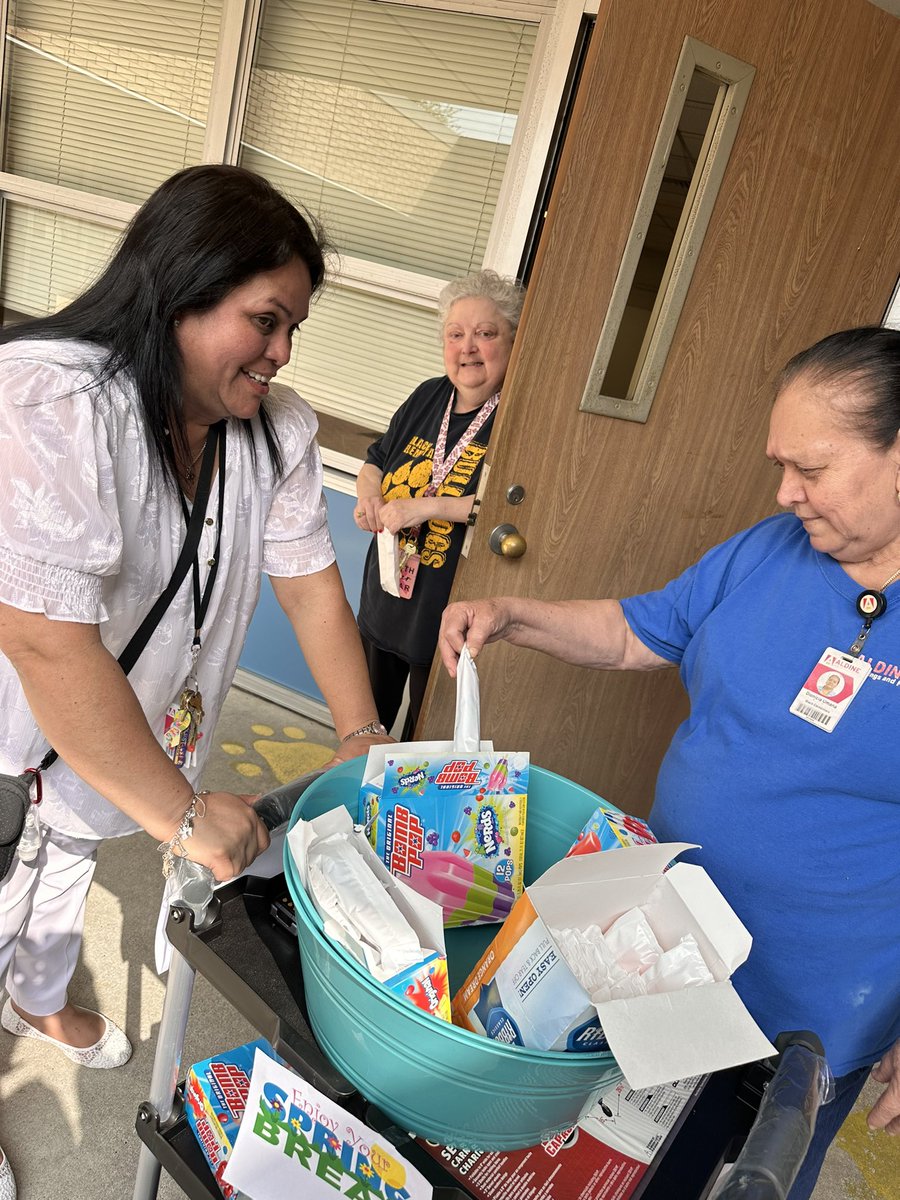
left=621, top=513, right=900, bottom=1076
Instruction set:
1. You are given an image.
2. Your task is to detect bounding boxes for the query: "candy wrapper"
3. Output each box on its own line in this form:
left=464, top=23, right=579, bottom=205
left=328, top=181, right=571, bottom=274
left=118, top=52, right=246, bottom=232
left=359, top=647, right=528, bottom=926
left=286, top=806, right=451, bottom=1022
left=384, top=950, right=451, bottom=1021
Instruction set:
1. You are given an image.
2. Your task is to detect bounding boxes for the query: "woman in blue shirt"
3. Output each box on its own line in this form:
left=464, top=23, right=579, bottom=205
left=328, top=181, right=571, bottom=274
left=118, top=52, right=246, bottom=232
left=438, top=326, right=900, bottom=1200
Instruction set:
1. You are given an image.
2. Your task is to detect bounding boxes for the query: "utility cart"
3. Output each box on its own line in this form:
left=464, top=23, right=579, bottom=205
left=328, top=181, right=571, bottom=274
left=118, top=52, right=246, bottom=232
left=133, top=867, right=827, bottom=1200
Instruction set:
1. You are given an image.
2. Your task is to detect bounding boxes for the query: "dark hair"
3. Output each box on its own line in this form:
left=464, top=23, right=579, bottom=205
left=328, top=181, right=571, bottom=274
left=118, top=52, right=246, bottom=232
left=0, top=164, right=330, bottom=482
left=776, top=326, right=900, bottom=450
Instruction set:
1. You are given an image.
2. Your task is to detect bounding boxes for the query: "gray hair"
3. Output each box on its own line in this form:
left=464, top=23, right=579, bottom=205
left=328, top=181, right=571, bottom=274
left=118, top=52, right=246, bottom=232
left=437, top=268, right=525, bottom=334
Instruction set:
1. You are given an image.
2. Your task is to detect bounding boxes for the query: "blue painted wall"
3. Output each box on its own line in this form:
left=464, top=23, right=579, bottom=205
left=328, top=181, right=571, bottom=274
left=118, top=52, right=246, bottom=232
left=238, top=485, right=370, bottom=704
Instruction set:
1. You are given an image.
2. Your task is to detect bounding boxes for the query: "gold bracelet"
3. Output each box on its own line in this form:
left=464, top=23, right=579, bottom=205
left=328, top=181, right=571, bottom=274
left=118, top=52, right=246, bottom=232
left=158, top=790, right=210, bottom=878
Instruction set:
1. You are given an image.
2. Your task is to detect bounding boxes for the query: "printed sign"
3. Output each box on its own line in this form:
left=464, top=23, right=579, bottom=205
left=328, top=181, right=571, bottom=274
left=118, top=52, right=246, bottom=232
left=223, top=1049, right=433, bottom=1200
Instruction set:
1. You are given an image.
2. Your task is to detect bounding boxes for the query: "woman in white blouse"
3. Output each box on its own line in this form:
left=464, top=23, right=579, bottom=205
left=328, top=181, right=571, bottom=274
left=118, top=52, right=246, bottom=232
left=0, top=165, right=388, bottom=1196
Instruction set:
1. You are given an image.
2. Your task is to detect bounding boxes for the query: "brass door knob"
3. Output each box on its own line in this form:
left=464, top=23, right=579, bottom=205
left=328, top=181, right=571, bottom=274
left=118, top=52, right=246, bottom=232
left=489, top=523, right=527, bottom=558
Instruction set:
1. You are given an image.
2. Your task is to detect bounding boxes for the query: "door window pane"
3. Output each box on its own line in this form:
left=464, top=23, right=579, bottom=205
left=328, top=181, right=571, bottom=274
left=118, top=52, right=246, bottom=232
left=600, top=69, right=722, bottom=400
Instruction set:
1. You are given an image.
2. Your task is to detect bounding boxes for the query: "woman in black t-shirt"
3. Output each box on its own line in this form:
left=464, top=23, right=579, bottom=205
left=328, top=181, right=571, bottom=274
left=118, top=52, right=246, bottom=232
left=354, top=269, right=525, bottom=738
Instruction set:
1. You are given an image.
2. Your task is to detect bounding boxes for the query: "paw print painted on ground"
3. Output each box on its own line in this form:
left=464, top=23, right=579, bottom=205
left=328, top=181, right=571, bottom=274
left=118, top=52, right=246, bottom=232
left=220, top=723, right=335, bottom=785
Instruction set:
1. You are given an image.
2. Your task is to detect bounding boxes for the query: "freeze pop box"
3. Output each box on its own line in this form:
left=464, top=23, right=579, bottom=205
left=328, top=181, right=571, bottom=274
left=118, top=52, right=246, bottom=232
left=360, top=749, right=528, bottom=927
left=566, top=798, right=656, bottom=857
left=185, top=1038, right=277, bottom=1199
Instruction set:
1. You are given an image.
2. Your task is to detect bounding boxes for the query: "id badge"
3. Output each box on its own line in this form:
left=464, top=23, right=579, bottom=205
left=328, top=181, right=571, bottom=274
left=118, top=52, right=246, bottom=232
left=398, top=552, right=420, bottom=599
left=789, top=647, right=871, bottom=733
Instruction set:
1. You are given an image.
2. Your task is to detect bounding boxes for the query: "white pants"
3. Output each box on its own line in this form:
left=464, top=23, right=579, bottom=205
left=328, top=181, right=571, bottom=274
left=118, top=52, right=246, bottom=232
left=0, top=825, right=98, bottom=1015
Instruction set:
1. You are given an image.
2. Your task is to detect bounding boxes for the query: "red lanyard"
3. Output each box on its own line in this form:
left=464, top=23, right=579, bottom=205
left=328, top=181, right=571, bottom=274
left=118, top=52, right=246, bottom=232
left=427, top=389, right=498, bottom=494
left=405, top=390, right=498, bottom=545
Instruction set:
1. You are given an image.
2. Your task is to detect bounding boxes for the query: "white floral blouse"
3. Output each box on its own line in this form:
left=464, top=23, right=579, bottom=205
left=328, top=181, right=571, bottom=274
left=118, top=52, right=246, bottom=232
left=0, top=339, right=335, bottom=839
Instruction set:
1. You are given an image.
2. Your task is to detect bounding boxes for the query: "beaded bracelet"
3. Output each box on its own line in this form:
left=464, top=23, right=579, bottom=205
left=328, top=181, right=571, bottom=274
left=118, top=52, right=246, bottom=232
left=341, top=720, right=388, bottom=742
left=158, top=790, right=210, bottom=878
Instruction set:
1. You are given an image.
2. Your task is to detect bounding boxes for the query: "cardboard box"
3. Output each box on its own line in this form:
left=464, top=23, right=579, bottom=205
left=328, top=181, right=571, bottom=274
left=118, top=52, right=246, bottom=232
left=185, top=1038, right=276, bottom=1199
left=565, top=798, right=656, bottom=857
left=453, top=842, right=776, bottom=1088
left=359, top=744, right=529, bottom=926
left=417, top=1074, right=703, bottom=1200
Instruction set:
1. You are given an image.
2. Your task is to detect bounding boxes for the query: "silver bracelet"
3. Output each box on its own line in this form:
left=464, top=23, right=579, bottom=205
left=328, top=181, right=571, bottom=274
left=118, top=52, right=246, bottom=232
left=158, top=790, right=209, bottom=878
left=341, top=720, right=388, bottom=743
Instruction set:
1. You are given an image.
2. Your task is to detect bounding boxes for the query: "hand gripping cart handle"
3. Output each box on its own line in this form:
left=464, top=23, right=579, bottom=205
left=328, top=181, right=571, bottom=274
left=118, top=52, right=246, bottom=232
left=132, top=769, right=328, bottom=1200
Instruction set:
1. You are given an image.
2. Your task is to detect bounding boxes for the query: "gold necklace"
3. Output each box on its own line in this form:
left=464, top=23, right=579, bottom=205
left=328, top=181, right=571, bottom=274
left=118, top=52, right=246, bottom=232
left=880, top=566, right=900, bottom=591
left=183, top=440, right=207, bottom=484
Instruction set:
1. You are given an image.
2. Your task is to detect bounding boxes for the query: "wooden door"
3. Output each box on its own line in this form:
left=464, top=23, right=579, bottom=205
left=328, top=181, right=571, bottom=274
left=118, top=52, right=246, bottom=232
left=419, top=0, right=900, bottom=816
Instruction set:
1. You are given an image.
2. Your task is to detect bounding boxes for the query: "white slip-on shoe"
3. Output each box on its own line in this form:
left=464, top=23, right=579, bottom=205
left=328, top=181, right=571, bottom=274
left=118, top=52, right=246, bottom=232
left=0, top=1147, right=16, bottom=1200
left=1, top=997, right=132, bottom=1069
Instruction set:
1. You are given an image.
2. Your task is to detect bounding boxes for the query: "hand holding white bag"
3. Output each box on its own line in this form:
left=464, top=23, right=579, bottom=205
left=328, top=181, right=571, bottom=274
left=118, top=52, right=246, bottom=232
left=377, top=527, right=402, bottom=597
left=361, top=643, right=493, bottom=792
left=359, top=645, right=529, bottom=925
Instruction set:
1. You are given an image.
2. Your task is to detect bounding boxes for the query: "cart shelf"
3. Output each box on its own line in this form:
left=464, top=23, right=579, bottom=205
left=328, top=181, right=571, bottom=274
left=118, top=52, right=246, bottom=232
left=135, top=872, right=764, bottom=1200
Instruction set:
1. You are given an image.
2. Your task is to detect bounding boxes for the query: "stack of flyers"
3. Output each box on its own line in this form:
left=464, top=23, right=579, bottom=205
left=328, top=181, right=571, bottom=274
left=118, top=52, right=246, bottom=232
left=361, top=751, right=528, bottom=926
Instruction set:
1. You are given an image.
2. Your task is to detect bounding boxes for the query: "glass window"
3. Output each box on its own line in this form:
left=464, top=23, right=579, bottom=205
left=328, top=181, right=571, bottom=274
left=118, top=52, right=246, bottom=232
left=239, top=0, right=536, bottom=279
left=240, top=0, right=535, bottom=434
left=581, top=39, right=754, bottom=423
left=0, top=200, right=119, bottom=320
left=3, top=0, right=221, bottom=203
left=599, top=69, right=722, bottom=401
left=283, top=284, right=443, bottom=430
left=0, top=0, right=539, bottom=441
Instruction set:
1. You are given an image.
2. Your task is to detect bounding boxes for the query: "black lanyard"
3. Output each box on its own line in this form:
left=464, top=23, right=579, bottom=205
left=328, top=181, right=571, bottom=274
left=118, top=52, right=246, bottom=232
left=31, top=421, right=227, bottom=778
left=178, top=422, right=227, bottom=654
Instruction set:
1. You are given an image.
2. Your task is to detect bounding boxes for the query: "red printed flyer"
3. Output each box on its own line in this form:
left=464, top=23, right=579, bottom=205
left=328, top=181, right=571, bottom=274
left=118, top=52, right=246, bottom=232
left=416, top=1076, right=702, bottom=1200
left=420, top=1132, right=644, bottom=1200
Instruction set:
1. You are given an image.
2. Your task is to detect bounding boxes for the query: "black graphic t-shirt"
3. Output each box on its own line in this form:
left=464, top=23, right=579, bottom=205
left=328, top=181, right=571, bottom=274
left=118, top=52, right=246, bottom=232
left=357, top=375, right=496, bottom=664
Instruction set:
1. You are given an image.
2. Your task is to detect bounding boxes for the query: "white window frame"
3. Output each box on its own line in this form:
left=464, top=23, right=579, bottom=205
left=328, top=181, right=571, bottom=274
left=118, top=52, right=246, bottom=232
left=0, top=0, right=592, bottom=467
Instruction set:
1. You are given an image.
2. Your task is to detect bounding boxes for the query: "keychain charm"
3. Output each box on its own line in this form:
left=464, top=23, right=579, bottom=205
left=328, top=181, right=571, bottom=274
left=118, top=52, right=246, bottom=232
left=16, top=804, right=42, bottom=864
left=164, top=642, right=205, bottom=768
left=398, top=538, right=420, bottom=599
left=164, top=685, right=204, bottom=768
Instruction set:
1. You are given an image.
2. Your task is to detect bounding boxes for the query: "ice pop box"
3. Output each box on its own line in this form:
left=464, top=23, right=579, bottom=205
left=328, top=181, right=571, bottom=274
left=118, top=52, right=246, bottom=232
left=566, top=797, right=656, bottom=857
left=360, top=751, right=529, bottom=926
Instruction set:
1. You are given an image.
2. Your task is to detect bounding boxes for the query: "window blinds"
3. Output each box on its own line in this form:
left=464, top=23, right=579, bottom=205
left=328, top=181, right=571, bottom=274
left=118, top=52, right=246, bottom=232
left=0, top=0, right=536, bottom=438
left=281, top=283, right=445, bottom=430
left=1, top=0, right=220, bottom=318
left=4, top=0, right=220, bottom=202
left=1, top=201, right=119, bottom=316
left=239, top=0, right=535, bottom=432
left=241, top=0, right=536, bottom=278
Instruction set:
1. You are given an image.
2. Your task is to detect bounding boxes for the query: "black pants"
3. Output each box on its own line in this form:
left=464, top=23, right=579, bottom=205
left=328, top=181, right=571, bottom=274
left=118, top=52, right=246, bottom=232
left=361, top=635, right=431, bottom=741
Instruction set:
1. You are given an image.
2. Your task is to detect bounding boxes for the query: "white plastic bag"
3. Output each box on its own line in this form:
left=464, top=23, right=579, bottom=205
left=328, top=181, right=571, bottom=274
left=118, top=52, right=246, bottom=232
left=377, top=528, right=402, bottom=597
